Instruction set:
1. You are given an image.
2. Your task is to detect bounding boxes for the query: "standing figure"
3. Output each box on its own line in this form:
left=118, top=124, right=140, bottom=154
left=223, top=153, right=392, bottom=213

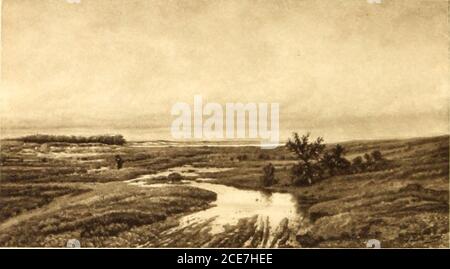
left=115, top=155, right=124, bottom=170
left=261, top=162, right=276, bottom=187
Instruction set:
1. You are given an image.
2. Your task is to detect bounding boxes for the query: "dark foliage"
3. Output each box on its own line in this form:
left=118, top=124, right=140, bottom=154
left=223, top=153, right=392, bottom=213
left=351, top=156, right=364, bottom=173
left=286, top=133, right=326, bottom=185
left=352, top=150, right=389, bottom=173
left=320, top=144, right=351, bottom=176
left=371, top=150, right=383, bottom=162
left=16, top=134, right=126, bottom=145
left=286, top=133, right=390, bottom=186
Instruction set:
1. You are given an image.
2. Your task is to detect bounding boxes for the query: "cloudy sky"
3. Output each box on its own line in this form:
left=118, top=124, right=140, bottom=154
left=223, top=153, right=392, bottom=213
left=1, top=0, right=448, bottom=141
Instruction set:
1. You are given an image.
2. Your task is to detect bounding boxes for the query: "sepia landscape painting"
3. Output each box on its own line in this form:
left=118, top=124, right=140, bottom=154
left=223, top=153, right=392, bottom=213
left=0, top=0, right=448, bottom=248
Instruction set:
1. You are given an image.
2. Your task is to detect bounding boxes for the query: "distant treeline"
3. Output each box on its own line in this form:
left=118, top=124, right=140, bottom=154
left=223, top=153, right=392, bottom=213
left=16, top=134, right=126, bottom=145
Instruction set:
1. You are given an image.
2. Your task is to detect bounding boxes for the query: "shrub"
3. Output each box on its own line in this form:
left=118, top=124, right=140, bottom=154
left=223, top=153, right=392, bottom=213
left=286, top=133, right=325, bottom=185
left=364, top=153, right=373, bottom=164
left=351, top=156, right=364, bottom=173
left=371, top=150, right=383, bottom=162
left=352, top=156, right=363, bottom=166
left=290, top=162, right=323, bottom=186
left=320, top=145, right=350, bottom=176
left=350, top=151, right=389, bottom=173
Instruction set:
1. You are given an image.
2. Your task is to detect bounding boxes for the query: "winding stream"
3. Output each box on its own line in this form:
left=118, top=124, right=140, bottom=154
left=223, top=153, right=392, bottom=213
left=126, top=165, right=306, bottom=247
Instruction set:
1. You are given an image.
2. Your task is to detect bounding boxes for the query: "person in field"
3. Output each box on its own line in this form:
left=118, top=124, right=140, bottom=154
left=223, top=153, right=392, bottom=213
left=115, top=155, right=124, bottom=170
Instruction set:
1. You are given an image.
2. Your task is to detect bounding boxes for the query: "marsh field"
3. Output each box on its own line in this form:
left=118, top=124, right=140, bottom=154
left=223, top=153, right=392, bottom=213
left=0, top=135, right=448, bottom=248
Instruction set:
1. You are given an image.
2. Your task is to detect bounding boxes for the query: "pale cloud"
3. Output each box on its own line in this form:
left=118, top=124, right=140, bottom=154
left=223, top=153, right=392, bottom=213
left=1, top=0, right=448, bottom=141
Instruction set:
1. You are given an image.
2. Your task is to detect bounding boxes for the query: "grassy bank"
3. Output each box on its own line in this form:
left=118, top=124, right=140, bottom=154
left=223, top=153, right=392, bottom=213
left=0, top=183, right=216, bottom=247
left=205, top=135, right=450, bottom=247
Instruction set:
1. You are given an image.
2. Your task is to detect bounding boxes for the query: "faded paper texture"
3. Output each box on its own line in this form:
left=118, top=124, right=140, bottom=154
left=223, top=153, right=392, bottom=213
left=0, top=0, right=448, bottom=248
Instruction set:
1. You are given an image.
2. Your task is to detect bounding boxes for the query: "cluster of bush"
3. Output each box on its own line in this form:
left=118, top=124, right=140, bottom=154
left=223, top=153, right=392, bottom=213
left=16, top=134, right=126, bottom=145
left=260, top=133, right=390, bottom=187
left=349, top=150, right=387, bottom=173
left=286, top=133, right=388, bottom=186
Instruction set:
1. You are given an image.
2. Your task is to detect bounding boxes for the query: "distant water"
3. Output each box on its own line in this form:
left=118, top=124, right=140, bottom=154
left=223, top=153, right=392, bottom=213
left=0, top=127, right=164, bottom=141
left=0, top=128, right=282, bottom=148
left=129, top=140, right=283, bottom=148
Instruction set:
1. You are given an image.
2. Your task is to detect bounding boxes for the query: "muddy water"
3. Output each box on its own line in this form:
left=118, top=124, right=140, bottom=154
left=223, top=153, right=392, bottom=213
left=125, top=165, right=232, bottom=187
left=182, top=182, right=300, bottom=231
left=127, top=165, right=305, bottom=247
